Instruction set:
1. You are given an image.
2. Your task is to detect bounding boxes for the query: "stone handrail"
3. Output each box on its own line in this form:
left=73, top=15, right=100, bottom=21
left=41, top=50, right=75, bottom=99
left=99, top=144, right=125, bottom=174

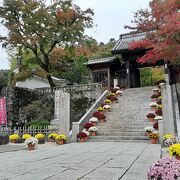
left=35, top=83, right=102, bottom=94
left=72, top=90, right=109, bottom=142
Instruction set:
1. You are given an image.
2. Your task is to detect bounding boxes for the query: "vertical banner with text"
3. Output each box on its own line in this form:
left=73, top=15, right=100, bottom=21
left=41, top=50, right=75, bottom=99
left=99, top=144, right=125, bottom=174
left=0, top=97, right=7, bottom=125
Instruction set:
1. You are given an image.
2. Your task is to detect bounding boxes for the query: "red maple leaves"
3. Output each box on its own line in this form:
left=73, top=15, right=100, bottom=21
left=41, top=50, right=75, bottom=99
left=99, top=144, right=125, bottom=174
left=126, top=0, right=180, bottom=64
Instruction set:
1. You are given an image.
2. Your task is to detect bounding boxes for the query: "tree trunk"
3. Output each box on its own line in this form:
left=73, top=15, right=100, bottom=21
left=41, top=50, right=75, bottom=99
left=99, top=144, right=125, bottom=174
left=47, top=74, right=56, bottom=88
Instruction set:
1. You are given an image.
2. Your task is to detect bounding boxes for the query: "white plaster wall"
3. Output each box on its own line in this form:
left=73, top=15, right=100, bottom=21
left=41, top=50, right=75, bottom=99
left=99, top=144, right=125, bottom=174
left=16, top=77, right=50, bottom=89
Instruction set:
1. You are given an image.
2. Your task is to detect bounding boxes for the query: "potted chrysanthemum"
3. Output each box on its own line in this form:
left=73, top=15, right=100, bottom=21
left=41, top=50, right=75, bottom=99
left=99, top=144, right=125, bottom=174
left=55, top=134, right=67, bottom=145
left=151, top=94, right=159, bottom=101
left=169, top=144, right=180, bottom=160
left=148, top=157, right=180, bottom=179
left=48, top=133, right=58, bottom=142
left=25, top=137, right=38, bottom=151
left=155, top=116, right=163, bottom=121
left=146, top=113, right=156, bottom=122
left=88, top=126, right=99, bottom=136
left=103, top=104, right=111, bottom=112
left=77, top=132, right=88, bottom=142
left=0, top=133, right=9, bottom=145
left=89, top=117, right=98, bottom=126
left=163, top=134, right=177, bottom=147
left=104, top=99, right=111, bottom=104
left=35, top=133, right=45, bottom=144
left=144, top=127, right=154, bottom=136
left=83, top=122, right=94, bottom=130
left=149, top=102, right=158, bottom=111
left=9, top=134, right=20, bottom=143
left=93, top=111, right=106, bottom=122
left=22, top=134, right=32, bottom=140
left=148, top=132, right=159, bottom=144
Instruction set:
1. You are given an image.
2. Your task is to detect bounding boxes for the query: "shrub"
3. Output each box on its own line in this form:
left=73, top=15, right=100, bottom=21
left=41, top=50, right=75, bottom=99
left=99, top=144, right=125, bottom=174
left=26, top=119, right=49, bottom=128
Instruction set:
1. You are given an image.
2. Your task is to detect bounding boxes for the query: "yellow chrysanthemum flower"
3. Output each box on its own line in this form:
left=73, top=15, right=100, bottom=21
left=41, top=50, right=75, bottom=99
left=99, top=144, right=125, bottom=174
left=22, top=134, right=32, bottom=140
left=169, top=144, right=180, bottom=156
left=55, top=134, right=67, bottom=141
left=35, top=134, right=44, bottom=139
left=9, top=134, right=19, bottom=141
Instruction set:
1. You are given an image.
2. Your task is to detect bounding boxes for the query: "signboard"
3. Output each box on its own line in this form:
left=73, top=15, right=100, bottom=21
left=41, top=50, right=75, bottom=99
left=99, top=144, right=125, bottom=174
left=0, top=97, right=7, bottom=125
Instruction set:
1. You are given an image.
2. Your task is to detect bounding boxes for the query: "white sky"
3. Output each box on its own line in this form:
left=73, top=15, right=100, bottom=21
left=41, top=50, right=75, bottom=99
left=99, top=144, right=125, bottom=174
left=0, top=0, right=150, bottom=69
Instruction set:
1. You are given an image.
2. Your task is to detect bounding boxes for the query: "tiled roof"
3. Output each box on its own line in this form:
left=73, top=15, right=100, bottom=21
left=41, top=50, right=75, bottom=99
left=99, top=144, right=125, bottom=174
left=112, top=32, right=147, bottom=52
left=85, top=56, right=117, bottom=65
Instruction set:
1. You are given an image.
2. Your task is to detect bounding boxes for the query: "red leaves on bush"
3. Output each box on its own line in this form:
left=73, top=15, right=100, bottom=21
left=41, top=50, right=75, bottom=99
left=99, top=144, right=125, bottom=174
left=146, top=113, right=156, bottom=118
left=77, top=132, right=88, bottom=138
left=83, top=122, right=94, bottom=129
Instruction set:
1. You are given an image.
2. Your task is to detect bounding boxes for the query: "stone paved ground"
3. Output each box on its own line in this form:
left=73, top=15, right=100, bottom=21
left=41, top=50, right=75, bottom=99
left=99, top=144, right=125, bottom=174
left=0, top=143, right=25, bottom=153
left=0, top=142, right=160, bottom=180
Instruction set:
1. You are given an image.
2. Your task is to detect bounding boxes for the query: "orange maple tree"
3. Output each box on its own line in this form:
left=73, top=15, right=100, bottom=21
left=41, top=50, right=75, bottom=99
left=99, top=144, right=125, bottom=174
left=125, top=0, right=180, bottom=64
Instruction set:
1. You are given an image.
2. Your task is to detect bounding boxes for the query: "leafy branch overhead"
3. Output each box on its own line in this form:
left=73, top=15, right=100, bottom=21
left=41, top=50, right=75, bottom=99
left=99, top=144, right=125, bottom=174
left=0, top=0, right=94, bottom=87
left=125, top=0, right=180, bottom=64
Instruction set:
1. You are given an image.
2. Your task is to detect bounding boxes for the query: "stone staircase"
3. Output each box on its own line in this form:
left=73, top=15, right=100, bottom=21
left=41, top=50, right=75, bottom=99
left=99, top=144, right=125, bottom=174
left=88, top=87, right=154, bottom=142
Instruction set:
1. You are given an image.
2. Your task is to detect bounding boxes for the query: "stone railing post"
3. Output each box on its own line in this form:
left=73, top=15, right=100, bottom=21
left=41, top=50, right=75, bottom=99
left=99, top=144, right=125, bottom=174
left=161, top=84, right=175, bottom=135
left=72, top=122, right=80, bottom=142
left=158, top=119, right=163, bottom=145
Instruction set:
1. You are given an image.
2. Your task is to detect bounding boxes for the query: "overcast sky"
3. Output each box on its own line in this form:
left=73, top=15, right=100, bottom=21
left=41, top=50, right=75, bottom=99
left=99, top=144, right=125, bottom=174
left=0, top=0, right=150, bottom=69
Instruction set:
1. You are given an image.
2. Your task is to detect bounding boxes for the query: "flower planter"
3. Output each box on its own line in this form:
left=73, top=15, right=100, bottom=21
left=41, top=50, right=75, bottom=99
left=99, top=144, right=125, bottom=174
left=90, top=132, right=97, bottom=136
left=28, top=144, right=35, bottom=151
left=148, top=118, right=155, bottom=122
left=176, top=155, right=180, bottom=160
left=79, top=138, right=86, bottom=143
left=151, top=107, right=157, bottom=111
left=0, top=135, right=9, bottom=145
left=38, top=138, right=45, bottom=144
left=99, top=119, right=105, bottom=123
left=56, top=140, right=65, bottom=145
left=92, top=122, right=97, bottom=126
left=48, top=138, right=55, bottom=142
left=145, top=132, right=151, bottom=136
left=150, top=138, right=157, bottom=144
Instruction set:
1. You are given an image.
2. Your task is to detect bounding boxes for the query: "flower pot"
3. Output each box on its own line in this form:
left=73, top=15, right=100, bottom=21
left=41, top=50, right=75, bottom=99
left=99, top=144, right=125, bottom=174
left=152, top=98, right=158, bottom=102
left=176, top=155, right=180, bottom=160
left=148, top=118, right=155, bottom=122
left=105, top=109, right=111, bottom=112
left=151, top=107, right=157, bottom=111
left=48, top=138, right=55, bottom=142
left=28, top=144, right=35, bottom=151
left=57, top=139, right=65, bottom=145
left=99, top=119, right=105, bottom=123
left=145, top=132, right=151, bottom=136
left=79, top=138, right=86, bottom=143
left=90, top=132, right=97, bottom=136
left=150, top=138, right=157, bottom=144
left=38, top=138, right=45, bottom=144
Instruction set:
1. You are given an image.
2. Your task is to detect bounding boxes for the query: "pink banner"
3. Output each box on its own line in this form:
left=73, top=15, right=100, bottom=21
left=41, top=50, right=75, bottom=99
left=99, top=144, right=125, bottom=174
left=0, top=97, right=7, bottom=125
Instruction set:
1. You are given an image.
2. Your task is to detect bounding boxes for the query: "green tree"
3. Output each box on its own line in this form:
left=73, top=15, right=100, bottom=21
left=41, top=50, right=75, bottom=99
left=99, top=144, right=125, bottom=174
left=0, top=0, right=94, bottom=87
left=0, top=70, right=9, bottom=93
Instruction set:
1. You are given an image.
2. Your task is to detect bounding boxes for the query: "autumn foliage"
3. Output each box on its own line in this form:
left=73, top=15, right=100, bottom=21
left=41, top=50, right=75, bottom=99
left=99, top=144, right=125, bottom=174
left=125, top=0, right=180, bottom=64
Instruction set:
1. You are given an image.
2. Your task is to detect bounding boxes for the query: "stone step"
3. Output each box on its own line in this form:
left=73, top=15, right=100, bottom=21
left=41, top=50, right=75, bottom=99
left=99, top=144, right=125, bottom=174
left=88, top=135, right=149, bottom=141
left=98, top=132, right=146, bottom=136
left=87, top=139, right=150, bottom=143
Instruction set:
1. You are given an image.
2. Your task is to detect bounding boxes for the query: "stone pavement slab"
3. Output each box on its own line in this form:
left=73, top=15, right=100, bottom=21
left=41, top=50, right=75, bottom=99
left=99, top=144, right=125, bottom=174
left=0, top=142, right=160, bottom=180
left=0, top=143, right=25, bottom=153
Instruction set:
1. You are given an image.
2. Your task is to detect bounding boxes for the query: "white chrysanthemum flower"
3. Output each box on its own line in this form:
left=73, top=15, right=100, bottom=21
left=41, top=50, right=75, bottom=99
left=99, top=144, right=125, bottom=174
left=89, top=117, right=98, bottom=123
left=88, top=126, right=99, bottom=132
